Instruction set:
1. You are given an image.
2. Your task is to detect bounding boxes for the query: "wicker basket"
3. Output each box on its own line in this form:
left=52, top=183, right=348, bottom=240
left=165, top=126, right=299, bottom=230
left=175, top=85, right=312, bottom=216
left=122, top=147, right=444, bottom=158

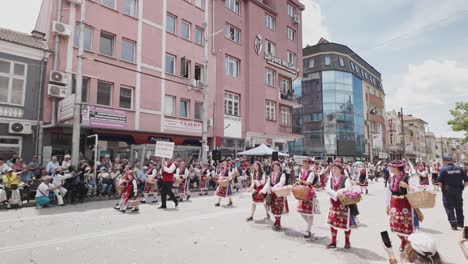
left=292, top=185, right=315, bottom=201
left=218, top=179, right=230, bottom=188
left=176, top=178, right=184, bottom=185
left=337, top=190, right=362, bottom=206
left=272, top=185, right=292, bottom=197
left=406, top=191, right=436, bottom=209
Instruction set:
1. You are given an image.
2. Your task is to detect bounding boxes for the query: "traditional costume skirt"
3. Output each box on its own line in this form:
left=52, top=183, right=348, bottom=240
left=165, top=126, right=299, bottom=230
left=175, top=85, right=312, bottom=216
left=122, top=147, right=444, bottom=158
left=200, top=176, right=209, bottom=190
left=270, top=193, right=289, bottom=217
left=327, top=198, right=351, bottom=231
left=178, top=179, right=189, bottom=194
left=215, top=184, right=232, bottom=198
left=143, top=182, right=156, bottom=193
left=122, top=185, right=135, bottom=204
left=358, top=180, right=368, bottom=187
left=389, top=196, right=413, bottom=237
left=252, top=184, right=265, bottom=203
left=431, top=173, right=438, bottom=184
left=297, top=187, right=320, bottom=215
left=419, top=176, right=429, bottom=186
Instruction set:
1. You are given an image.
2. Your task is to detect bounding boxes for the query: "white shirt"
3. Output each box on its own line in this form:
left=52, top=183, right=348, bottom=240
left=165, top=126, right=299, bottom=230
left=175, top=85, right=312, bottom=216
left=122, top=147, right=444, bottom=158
left=261, top=173, right=286, bottom=194
left=35, top=182, right=50, bottom=198
left=175, top=168, right=189, bottom=179
left=250, top=172, right=266, bottom=188
left=52, top=173, right=72, bottom=185
left=61, top=161, right=72, bottom=170
left=326, top=176, right=352, bottom=201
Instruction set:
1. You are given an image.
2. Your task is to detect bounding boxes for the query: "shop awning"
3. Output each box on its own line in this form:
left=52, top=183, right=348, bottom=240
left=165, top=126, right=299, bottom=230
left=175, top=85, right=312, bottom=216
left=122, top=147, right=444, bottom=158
left=238, top=144, right=289, bottom=157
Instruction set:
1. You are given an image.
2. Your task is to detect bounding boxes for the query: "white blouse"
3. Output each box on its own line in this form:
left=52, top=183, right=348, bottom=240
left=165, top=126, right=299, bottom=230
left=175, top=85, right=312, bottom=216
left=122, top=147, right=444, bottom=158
left=326, top=176, right=352, bottom=201
left=261, top=173, right=286, bottom=194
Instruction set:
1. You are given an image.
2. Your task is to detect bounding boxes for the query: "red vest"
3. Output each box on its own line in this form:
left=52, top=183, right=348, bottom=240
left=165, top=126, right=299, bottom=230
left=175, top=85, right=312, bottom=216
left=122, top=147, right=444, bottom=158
left=162, top=162, right=175, bottom=182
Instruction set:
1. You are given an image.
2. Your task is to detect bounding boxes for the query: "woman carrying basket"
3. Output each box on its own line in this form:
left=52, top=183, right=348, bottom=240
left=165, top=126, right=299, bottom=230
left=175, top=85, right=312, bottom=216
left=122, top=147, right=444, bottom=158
left=199, top=163, right=212, bottom=196
left=214, top=161, right=234, bottom=207
left=386, top=160, right=414, bottom=252
left=176, top=161, right=191, bottom=202
left=246, top=161, right=269, bottom=222
left=325, top=158, right=354, bottom=249
left=296, top=158, right=320, bottom=239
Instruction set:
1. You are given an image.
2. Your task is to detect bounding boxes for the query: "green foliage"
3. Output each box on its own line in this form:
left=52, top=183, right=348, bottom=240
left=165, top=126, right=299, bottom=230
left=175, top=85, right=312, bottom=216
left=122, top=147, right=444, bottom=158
left=448, top=102, right=468, bottom=142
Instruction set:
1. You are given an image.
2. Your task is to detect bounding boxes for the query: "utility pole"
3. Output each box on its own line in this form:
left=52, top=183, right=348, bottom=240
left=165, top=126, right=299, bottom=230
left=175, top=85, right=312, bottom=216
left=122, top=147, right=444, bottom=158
left=400, top=107, right=406, bottom=160
left=200, top=0, right=209, bottom=163
left=71, top=0, right=86, bottom=166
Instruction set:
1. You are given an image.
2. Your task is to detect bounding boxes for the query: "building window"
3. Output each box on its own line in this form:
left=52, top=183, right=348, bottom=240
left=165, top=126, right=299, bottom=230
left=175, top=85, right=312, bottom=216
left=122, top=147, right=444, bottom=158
left=350, top=61, right=356, bottom=71
left=181, top=21, right=191, bottom=40
left=71, top=76, right=90, bottom=103
left=97, top=81, right=112, bottom=106
left=195, top=27, right=204, bottom=45
left=119, top=86, right=133, bottom=109
left=287, top=51, right=296, bottom=65
left=364, top=71, right=369, bottom=80
left=280, top=78, right=290, bottom=93
left=265, top=15, right=275, bottom=30
left=287, top=4, right=296, bottom=17
left=180, top=98, right=190, bottom=118
left=180, top=57, right=191, bottom=78
left=194, top=64, right=203, bottom=81
left=0, top=136, right=22, bottom=160
left=194, top=101, right=202, bottom=120
left=311, top=113, right=322, bottom=121
left=265, top=68, right=276, bottom=87
left=339, top=57, right=345, bottom=67
left=287, top=27, right=295, bottom=41
left=101, top=0, right=116, bottom=9
left=165, top=95, right=176, bottom=116
left=166, top=14, right=176, bottom=34
left=225, top=0, right=240, bottom=14
left=225, top=24, right=240, bottom=43
left=308, top=58, right=315, bottom=68
left=123, top=0, right=136, bottom=16
left=165, top=54, right=176, bottom=74
left=195, top=0, right=204, bottom=9
left=99, top=32, right=115, bottom=56
left=224, top=92, right=240, bottom=116
left=281, top=106, right=291, bottom=126
left=0, top=60, right=26, bottom=106
left=225, top=56, right=240, bottom=77
left=74, top=24, right=92, bottom=51
left=325, top=55, right=331, bottom=65
left=264, top=40, right=276, bottom=55
left=265, top=100, right=276, bottom=121
left=121, top=39, right=135, bottom=62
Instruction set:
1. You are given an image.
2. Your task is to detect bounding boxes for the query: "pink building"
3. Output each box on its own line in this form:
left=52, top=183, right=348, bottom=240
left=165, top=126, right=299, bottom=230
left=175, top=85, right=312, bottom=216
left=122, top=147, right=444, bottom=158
left=35, top=0, right=303, bottom=160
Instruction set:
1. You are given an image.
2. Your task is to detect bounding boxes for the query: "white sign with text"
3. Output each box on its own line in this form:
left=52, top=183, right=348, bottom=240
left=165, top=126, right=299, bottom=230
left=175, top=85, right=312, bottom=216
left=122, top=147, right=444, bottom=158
left=155, top=141, right=175, bottom=159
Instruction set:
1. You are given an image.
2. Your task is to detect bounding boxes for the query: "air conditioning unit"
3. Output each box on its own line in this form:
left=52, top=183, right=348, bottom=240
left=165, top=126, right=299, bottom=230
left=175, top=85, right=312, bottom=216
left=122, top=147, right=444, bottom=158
left=52, top=21, right=71, bottom=37
left=9, top=121, right=32, bottom=134
left=191, top=79, right=203, bottom=88
left=68, top=0, right=82, bottom=5
left=48, top=84, right=68, bottom=98
left=207, top=118, right=213, bottom=127
left=293, top=15, right=300, bottom=24
left=50, top=71, right=69, bottom=85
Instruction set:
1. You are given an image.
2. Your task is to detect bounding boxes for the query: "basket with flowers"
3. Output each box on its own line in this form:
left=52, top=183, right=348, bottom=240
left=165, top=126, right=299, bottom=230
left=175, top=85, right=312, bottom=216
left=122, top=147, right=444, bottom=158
left=337, top=189, right=362, bottom=205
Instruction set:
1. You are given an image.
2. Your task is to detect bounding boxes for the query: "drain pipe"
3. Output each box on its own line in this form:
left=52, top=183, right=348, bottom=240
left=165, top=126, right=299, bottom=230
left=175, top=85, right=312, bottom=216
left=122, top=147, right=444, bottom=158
left=36, top=57, right=46, bottom=155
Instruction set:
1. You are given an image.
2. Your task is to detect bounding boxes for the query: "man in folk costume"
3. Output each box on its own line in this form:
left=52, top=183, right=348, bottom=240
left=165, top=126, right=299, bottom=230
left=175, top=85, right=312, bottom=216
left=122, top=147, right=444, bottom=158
left=176, top=161, right=191, bottom=202
left=386, top=160, right=413, bottom=252
left=246, top=161, right=269, bottom=222
left=141, top=160, right=158, bottom=204
left=260, top=161, right=289, bottom=231
left=199, top=163, right=211, bottom=196
left=159, top=158, right=179, bottom=209
left=325, top=158, right=355, bottom=249
left=114, top=170, right=139, bottom=213
left=296, top=158, right=321, bottom=239
left=214, top=160, right=234, bottom=206
left=416, top=162, right=429, bottom=187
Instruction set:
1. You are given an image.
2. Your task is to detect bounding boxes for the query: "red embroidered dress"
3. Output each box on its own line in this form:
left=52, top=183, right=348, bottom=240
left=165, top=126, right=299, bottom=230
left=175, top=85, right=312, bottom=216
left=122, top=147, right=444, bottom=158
left=215, top=167, right=232, bottom=198
left=251, top=171, right=265, bottom=204
left=297, top=170, right=315, bottom=216
left=269, top=172, right=289, bottom=217
left=327, top=175, right=351, bottom=231
left=388, top=174, right=413, bottom=237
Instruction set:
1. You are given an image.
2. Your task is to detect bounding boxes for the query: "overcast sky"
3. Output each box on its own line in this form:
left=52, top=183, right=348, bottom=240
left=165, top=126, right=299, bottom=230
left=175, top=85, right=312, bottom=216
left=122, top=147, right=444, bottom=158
left=0, top=0, right=467, bottom=138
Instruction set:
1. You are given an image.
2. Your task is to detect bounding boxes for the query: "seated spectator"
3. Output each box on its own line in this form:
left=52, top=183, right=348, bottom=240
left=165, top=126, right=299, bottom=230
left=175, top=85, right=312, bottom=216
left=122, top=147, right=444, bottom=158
left=98, top=167, right=113, bottom=196
left=27, top=155, right=41, bottom=180
left=0, top=158, right=9, bottom=173
left=11, top=158, right=23, bottom=172
left=61, top=154, right=72, bottom=170
left=46, top=156, right=60, bottom=175
left=2, top=168, right=22, bottom=208
left=383, top=233, right=443, bottom=264
left=68, top=166, right=86, bottom=204
left=35, top=176, right=62, bottom=208
left=85, top=167, right=96, bottom=197
left=39, top=168, right=48, bottom=179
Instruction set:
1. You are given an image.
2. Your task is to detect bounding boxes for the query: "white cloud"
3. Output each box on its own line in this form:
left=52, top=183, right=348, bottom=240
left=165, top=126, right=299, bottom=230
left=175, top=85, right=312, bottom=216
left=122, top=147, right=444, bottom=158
left=386, top=60, right=468, bottom=138
left=0, top=0, right=42, bottom=33
left=299, top=0, right=330, bottom=47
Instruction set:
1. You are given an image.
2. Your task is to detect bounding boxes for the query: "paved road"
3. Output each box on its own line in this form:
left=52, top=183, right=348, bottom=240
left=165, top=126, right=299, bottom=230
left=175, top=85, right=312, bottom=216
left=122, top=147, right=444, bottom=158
left=0, top=180, right=466, bottom=264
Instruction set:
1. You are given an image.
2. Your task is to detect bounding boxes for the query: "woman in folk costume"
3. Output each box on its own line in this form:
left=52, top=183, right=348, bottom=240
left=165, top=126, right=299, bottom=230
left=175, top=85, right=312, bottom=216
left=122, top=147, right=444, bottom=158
left=386, top=160, right=414, bottom=252
left=325, top=158, right=354, bottom=249
left=214, top=161, right=234, bottom=207
left=407, top=162, right=422, bottom=231
left=430, top=162, right=440, bottom=191
left=416, top=162, right=429, bottom=187
left=260, top=161, right=289, bottom=231
left=358, top=168, right=369, bottom=195
left=246, top=161, right=269, bottom=222
left=176, top=161, right=191, bottom=202
left=199, top=163, right=212, bottom=196
left=114, top=170, right=139, bottom=213
left=141, top=161, right=158, bottom=204
left=296, top=158, right=321, bottom=238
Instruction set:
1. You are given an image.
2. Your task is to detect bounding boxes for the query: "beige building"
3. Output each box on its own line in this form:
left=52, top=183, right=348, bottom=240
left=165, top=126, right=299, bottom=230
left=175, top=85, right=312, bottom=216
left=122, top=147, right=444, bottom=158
left=385, top=110, right=404, bottom=160
left=435, top=137, right=468, bottom=163
left=425, top=131, right=437, bottom=161
left=403, top=115, right=427, bottom=162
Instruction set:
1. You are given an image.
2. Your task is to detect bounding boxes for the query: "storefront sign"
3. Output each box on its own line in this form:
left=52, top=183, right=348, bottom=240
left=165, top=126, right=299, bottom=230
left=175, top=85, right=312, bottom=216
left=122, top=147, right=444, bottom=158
left=155, top=141, right=175, bottom=159
left=58, top=94, right=75, bottom=122
left=164, top=118, right=202, bottom=134
left=372, top=134, right=383, bottom=148
left=379, top=152, right=388, bottom=159
left=264, top=53, right=299, bottom=73
left=147, top=136, right=172, bottom=143
left=81, top=105, right=126, bottom=128
left=224, top=115, right=242, bottom=138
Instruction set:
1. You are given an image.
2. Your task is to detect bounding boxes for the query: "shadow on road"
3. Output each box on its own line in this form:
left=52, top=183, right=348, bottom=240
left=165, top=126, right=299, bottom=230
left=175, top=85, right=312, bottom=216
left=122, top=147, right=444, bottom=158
left=334, top=247, right=386, bottom=262
left=418, top=228, right=443, bottom=235
left=35, top=200, right=116, bottom=215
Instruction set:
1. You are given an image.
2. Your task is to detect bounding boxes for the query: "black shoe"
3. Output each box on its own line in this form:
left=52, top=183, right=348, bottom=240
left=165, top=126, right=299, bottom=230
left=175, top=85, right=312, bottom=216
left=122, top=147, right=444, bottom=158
left=214, top=203, right=220, bottom=207
left=458, top=224, right=464, bottom=229
left=174, top=200, right=179, bottom=208
left=246, top=217, right=253, bottom=222
left=227, top=201, right=233, bottom=206
left=187, top=195, right=191, bottom=201
left=452, top=226, right=458, bottom=231
left=326, top=242, right=336, bottom=249
left=120, top=209, right=126, bottom=213
left=140, top=200, right=146, bottom=204
left=158, top=206, right=167, bottom=209
left=130, top=208, right=139, bottom=213
left=304, top=231, right=312, bottom=238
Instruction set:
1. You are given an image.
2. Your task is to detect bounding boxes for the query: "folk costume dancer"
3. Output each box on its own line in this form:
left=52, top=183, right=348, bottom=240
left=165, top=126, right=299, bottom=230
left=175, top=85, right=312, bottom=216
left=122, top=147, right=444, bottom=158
left=297, top=158, right=320, bottom=238
left=261, top=162, right=289, bottom=231
left=386, top=160, right=414, bottom=252
left=358, top=168, right=369, bottom=195
left=430, top=163, right=440, bottom=191
left=159, top=158, right=179, bottom=209
left=214, top=161, right=234, bottom=207
left=199, top=163, right=211, bottom=196
left=142, top=161, right=158, bottom=204
left=416, top=162, right=429, bottom=188
left=325, top=158, right=354, bottom=249
left=114, top=170, right=139, bottom=213
left=176, top=162, right=191, bottom=201
left=408, top=165, right=422, bottom=230
left=247, top=161, right=269, bottom=222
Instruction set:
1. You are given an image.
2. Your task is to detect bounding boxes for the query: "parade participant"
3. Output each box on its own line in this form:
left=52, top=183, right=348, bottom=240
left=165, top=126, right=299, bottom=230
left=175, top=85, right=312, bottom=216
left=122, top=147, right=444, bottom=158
left=296, top=158, right=320, bottom=238
left=199, top=163, right=212, bottom=196
left=416, top=162, right=429, bottom=188
left=246, top=161, right=269, bottom=222
left=430, top=162, right=440, bottom=191
left=141, top=161, right=158, bottom=204
left=176, top=161, right=191, bottom=202
left=114, top=170, right=139, bottom=213
left=260, top=161, right=288, bottom=231
left=214, top=161, right=234, bottom=207
left=325, top=158, right=354, bottom=249
left=159, top=158, right=178, bottom=209
left=358, top=168, right=369, bottom=195
left=407, top=163, right=422, bottom=231
left=386, top=160, right=413, bottom=252
left=437, top=155, right=468, bottom=230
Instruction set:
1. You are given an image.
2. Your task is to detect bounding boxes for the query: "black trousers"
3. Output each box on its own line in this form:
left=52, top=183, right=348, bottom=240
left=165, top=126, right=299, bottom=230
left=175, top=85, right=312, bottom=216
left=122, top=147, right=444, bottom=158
left=160, top=181, right=177, bottom=207
left=443, top=191, right=464, bottom=227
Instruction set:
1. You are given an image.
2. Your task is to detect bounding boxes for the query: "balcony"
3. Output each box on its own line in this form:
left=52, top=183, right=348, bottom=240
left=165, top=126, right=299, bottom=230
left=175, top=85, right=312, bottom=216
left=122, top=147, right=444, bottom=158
left=279, top=88, right=302, bottom=108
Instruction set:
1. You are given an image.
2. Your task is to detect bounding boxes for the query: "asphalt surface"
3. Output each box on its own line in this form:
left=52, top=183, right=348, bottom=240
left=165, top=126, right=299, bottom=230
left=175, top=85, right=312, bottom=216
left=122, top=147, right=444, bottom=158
left=0, top=180, right=466, bottom=264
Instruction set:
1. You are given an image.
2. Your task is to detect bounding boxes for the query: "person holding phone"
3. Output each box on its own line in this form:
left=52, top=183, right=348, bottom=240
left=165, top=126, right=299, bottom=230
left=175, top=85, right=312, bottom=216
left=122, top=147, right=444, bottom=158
left=386, top=160, right=414, bottom=252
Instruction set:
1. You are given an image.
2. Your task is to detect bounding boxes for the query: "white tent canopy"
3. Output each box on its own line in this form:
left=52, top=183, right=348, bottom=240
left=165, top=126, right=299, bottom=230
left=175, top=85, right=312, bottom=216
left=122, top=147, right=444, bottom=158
left=237, top=144, right=289, bottom=157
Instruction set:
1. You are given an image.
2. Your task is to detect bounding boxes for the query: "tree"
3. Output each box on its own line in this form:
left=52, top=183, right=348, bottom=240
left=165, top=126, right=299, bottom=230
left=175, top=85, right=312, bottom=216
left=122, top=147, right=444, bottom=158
left=448, top=102, right=468, bottom=143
